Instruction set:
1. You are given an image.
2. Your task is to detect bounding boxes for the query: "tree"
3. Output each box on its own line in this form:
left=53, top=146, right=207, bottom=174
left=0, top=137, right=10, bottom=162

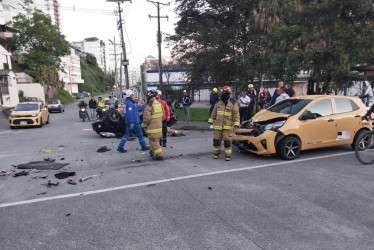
left=10, top=8, right=70, bottom=87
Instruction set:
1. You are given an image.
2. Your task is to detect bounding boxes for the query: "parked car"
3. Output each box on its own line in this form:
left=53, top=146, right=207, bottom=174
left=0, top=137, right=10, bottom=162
left=231, top=95, right=372, bottom=160
left=25, top=97, right=44, bottom=107
left=9, top=102, right=50, bottom=129
left=75, top=93, right=84, bottom=99
left=46, top=99, right=64, bottom=113
left=82, top=91, right=90, bottom=97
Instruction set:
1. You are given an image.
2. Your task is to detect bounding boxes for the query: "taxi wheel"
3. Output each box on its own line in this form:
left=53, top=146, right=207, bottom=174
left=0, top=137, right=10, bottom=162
left=277, top=136, right=301, bottom=160
left=39, top=118, right=43, bottom=128
left=10, top=126, right=15, bottom=129
left=46, top=116, right=50, bottom=124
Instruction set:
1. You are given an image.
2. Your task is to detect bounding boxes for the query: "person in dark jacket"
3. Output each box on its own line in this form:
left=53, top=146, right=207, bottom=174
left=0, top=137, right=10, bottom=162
left=117, top=90, right=150, bottom=153
left=88, top=96, right=97, bottom=120
left=182, top=90, right=191, bottom=123
left=270, top=81, right=284, bottom=105
left=285, top=83, right=295, bottom=97
left=259, top=87, right=271, bottom=109
left=209, top=88, right=219, bottom=115
left=78, top=98, right=90, bottom=121
left=246, top=84, right=256, bottom=119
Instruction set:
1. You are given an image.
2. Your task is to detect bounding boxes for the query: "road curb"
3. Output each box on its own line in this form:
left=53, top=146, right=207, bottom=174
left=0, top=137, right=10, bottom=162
left=1, top=107, right=11, bottom=117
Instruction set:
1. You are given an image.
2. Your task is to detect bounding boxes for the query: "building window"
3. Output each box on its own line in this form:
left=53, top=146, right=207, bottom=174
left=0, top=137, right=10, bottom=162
left=0, top=76, right=9, bottom=95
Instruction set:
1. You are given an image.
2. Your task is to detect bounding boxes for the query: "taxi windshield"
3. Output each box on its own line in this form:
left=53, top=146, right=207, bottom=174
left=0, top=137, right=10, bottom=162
left=268, top=99, right=312, bottom=116
left=14, top=103, right=39, bottom=111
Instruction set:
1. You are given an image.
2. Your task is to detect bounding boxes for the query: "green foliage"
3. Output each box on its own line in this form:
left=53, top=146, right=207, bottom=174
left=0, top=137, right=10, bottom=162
left=18, top=90, right=26, bottom=102
left=79, top=57, right=115, bottom=96
left=56, top=89, right=74, bottom=105
left=176, top=108, right=210, bottom=122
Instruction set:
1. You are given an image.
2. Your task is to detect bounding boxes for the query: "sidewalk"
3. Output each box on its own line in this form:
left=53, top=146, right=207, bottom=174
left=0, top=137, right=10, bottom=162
left=0, top=106, right=11, bottom=118
left=171, top=121, right=211, bottom=131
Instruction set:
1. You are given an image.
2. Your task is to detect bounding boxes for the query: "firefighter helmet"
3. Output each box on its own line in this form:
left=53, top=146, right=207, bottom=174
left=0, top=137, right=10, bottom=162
left=221, top=86, right=232, bottom=94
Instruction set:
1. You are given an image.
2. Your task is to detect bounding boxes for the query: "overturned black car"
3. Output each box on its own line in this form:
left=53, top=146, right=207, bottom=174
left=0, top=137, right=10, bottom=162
left=92, top=106, right=177, bottom=138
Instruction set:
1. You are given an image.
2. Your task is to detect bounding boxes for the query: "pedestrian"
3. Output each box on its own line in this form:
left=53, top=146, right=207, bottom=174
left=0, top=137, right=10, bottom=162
left=142, top=90, right=164, bottom=160
left=134, top=97, right=140, bottom=105
left=88, top=96, right=97, bottom=121
left=156, top=90, right=171, bottom=147
left=360, top=81, right=373, bottom=106
left=259, top=87, right=271, bottom=109
left=117, top=90, right=150, bottom=153
left=208, top=86, right=240, bottom=161
left=270, top=81, right=284, bottom=105
left=109, top=95, right=117, bottom=109
left=284, top=83, right=295, bottom=97
left=97, top=97, right=104, bottom=108
left=275, top=87, right=290, bottom=104
left=209, top=88, right=219, bottom=115
left=182, top=90, right=191, bottom=123
left=246, top=84, right=256, bottom=119
left=239, top=91, right=250, bottom=123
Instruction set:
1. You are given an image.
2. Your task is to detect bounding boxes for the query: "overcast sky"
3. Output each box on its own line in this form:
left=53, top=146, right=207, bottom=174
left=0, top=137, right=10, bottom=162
left=59, top=0, right=179, bottom=70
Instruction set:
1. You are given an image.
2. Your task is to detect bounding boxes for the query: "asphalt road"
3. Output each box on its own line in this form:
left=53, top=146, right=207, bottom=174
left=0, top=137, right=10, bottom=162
left=0, top=103, right=373, bottom=249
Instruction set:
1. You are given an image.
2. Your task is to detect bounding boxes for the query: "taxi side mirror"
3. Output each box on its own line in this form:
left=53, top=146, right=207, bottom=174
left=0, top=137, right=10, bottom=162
left=301, top=112, right=317, bottom=120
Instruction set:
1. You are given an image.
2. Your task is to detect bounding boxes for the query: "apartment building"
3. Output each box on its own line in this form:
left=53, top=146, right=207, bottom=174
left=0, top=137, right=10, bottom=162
left=72, top=37, right=106, bottom=72
left=60, top=47, right=85, bottom=95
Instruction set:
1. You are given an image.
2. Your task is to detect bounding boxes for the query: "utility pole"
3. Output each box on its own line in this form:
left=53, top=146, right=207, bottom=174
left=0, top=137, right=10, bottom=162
left=147, top=0, right=169, bottom=92
left=120, top=53, right=123, bottom=97
left=107, top=0, right=130, bottom=97
left=109, top=37, right=121, bottom=99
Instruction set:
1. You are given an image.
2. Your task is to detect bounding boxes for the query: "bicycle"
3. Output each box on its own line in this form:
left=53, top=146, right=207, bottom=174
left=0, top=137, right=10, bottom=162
left=355, top=116, right=374, bottom=165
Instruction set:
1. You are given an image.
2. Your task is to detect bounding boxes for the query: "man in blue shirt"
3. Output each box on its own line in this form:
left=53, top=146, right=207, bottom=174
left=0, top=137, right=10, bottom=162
left=117, top=90, right=150, bottom=153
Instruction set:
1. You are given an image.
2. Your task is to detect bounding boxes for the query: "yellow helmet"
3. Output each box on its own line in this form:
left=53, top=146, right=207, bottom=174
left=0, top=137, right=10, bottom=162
left=212, top=88, right=218, bottom=93
left=248, top=84, right=254, bottom=88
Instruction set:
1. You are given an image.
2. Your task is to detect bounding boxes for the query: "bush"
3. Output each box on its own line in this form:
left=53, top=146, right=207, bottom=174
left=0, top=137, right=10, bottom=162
left=56, top=89, right=74, bottom=105
left=18, top=90, right=26, bottom=102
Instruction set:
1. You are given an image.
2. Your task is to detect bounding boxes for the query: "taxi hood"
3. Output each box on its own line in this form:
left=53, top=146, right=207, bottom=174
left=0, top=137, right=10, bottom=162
left=252, top=110, right=289, bottom=123
left=13, top=110, right=38, bottom=116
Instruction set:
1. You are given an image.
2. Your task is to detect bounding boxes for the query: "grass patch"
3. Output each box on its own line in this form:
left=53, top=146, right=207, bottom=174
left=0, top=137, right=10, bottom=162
left=176, top=108, right=210, bottom=122
left=56, top=89, right=74, bottom=105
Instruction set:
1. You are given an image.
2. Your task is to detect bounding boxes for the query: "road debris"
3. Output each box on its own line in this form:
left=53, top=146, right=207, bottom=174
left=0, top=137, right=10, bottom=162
left=37, top=192, right=47, bottom=195
left=13, top=170, right=29, bottom=177
left=31, top=175, right=48, bottom=179
left=208, top=187, right=213, bottom=190
left=41, top=149, right=52, bottom=153
left=147, top=184, right=156, bottom=187
left=54, top=172, right=76, bottom=179
left=0, top=171, right=13, bottom=176
left=66, top=213, right=71, bottom=217
left=79, top=175, right=100, bottom=182
left=13, top=159, right=69, bottom=170
left=67, top=179, right=77, bottom=185
left=42, top=180, right=59, bottom=187
left=97, top=146, right=111, bottom=153
left=60, top=158, right=65, bottom=161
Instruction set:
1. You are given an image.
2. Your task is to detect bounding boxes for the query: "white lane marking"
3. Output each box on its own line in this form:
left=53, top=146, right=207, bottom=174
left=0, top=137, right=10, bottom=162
left=83, top=129, right=92, bottom=131
left=0, top=131, right=12, bottom=135
left=0, top=151, right=354, bottom=208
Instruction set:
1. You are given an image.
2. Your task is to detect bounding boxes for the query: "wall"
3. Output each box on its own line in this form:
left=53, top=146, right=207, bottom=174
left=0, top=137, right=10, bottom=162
left=1, top=71, right=19, bottom=107
left=18, top=83, right=45, bottom=103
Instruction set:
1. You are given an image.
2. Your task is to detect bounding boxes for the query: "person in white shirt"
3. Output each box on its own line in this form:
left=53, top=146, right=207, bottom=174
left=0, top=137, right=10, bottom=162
left=239, top=91, right=251, bottom=123
left=360, top=81, right=373, bottom=106
left=275, top=87, right=289, bottom=104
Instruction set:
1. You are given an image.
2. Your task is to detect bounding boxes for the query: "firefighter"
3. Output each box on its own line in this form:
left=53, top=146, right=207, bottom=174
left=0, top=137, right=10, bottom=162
left=208, top=86, right=240, bottom=161
left=142, top=90, right=164, bottom=160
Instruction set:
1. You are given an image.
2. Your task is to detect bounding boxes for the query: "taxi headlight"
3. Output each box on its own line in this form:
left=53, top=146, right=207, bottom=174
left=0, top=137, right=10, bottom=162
left=264, top=120, right=286, bottom=131
left=32, top=112, right=38, bottom=117
left=10, top=112, right=15, bottom=118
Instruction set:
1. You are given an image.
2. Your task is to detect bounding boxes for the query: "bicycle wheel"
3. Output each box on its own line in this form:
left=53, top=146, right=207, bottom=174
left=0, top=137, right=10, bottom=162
left=355, top=130, right=374, bottom=165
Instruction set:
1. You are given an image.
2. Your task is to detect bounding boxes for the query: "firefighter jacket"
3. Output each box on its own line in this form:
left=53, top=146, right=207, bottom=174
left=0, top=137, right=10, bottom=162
left=208, top=99, right=240, bottom=130
left=142, top=97, right=164, bottom=137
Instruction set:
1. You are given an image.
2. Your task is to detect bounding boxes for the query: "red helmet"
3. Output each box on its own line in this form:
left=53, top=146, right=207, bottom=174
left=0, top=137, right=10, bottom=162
left=221, top=85, right=232, bottom=94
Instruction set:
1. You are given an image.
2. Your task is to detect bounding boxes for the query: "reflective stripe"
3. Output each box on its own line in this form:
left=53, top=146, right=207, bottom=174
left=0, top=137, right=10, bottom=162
left=151, top=114, right=163, bottom=118
left=217, top=111, right=232, bottom=117
left=154, top=103, right=162, bottom=113
left=147, top=128, right=162, bottom=133
left=141, top=123, right=144, bottom=128
left=234, top=121, right=240, bottom=126
left=223, top=112, right=232, bottom=117
left=208, top=118, right=214, bottom=123
left=213, top=126, right=223, bottom=130
left=217, top=111, right=224, bottom=115
left=213, top=147, right=220, bottom=151
left=223, top=125, right=233, bottom=130
left=224, top=149, right=232, bottom=154
left=154, top=148, right=162, bottom=154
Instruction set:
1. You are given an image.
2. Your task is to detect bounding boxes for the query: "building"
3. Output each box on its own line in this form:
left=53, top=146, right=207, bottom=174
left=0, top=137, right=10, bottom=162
left=59, top=47, right=84, bottom=95
left=34, top=0, right=61, bottom=29
left=72, top=37, right=106, bottom=72
left=0, top=45, right=19, bottom=107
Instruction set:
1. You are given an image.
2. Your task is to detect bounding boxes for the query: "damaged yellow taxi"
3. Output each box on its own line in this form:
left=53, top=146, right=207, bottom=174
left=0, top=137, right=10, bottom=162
left=231, top=96, right=372, bottom=160
left=9, top=102, right=50, bottom=129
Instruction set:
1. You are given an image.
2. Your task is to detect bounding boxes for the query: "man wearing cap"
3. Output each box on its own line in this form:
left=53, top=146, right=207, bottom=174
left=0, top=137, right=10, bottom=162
left=142, top=90, right=164, bottom=160
left=208, top=86, right=240, bottom=161
left=117, top=90, right=150, bottom=153
left=209, top=88, right=219, bottom=115
left=182, top=90, right=191, bottom=123
left=247, top=84, right=256, bottom=119
left=156, top=90, right=170, bottom=147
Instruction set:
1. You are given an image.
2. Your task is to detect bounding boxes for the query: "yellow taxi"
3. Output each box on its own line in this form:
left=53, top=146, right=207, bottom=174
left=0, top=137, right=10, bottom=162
left=9, top=102, right=50, bottom=129
left=231, top=95, right=372, bottom=160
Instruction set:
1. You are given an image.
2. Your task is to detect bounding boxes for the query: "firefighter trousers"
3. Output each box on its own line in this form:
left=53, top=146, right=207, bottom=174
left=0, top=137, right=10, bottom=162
left=213, top=129, right=232, bottom=157
left=148, top=133, right=163, bottom=157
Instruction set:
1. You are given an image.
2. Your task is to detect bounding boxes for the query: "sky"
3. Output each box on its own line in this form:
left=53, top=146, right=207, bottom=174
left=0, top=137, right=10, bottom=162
left=59, top=0, right=179, bottom=71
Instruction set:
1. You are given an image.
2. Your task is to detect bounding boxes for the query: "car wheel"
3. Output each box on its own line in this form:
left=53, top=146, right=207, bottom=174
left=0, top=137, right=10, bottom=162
left=39, top=118, right=43, bottom=128
left=106, top=109, right=121, bottom=123
left=46, top=116, right=50, bottom=124
left=59, top=108, right=62, bottom=113
left=10, top=126, right=15, bottom=129
left=277, top=136, right=301, bottom=160
left=351, top=130, right=369, bottom=150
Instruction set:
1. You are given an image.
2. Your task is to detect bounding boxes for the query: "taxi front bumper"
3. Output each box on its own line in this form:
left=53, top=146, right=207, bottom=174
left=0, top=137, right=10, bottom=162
left=9, top=116, right=40, bottom=127
left=231, top=129, right=279, bottom=155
